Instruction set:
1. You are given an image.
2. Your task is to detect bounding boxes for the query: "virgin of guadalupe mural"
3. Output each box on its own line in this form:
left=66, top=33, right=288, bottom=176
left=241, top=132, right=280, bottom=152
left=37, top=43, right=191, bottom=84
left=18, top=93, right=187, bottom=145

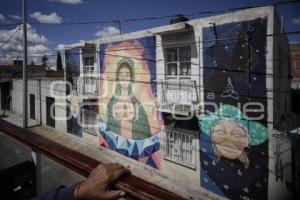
left=98, top=37, right=163, bottom=169
left=200, top=18, right=269, bottom=200
left=107, top=58, right=151, bottom=140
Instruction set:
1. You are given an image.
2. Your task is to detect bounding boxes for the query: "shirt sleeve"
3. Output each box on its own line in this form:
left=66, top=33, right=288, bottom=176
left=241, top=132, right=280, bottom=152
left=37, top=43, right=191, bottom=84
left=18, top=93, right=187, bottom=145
left=31, top=185, right=76, bottom=200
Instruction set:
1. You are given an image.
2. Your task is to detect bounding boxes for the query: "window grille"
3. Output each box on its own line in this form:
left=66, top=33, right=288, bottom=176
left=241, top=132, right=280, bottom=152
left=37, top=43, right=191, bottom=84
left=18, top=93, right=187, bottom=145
left=164, top=129, right=196, bottom=168
left=83, top=110, right=97, bottom=136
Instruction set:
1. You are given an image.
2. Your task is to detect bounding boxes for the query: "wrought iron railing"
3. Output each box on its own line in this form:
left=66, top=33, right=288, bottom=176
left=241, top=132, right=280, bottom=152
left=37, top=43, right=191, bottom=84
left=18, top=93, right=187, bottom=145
left=76, top=76, right=99, bottom=98
left=157, top=79, right=199, bottom=114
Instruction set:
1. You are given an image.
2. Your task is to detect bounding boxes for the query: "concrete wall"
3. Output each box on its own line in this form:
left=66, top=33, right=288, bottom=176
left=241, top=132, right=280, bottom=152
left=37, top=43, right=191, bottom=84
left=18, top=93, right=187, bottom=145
left=291, top=43, right=300, bottom=89
left=272, top=10, right=292, bottom=129
left=0, top=85, right=1, bottom=110
left=268, top=9, right=293, bottom=200
left=11, top=79, right=24, bottom=115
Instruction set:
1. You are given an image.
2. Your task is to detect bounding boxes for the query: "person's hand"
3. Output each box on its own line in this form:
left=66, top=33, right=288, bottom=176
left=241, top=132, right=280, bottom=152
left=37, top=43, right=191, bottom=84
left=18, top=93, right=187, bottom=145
left=74, top=163, right=130, bottom=200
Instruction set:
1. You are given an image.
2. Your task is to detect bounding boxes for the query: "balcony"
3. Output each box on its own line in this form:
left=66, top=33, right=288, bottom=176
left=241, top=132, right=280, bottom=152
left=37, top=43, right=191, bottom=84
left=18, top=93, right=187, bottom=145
left=76, top=76, right=99, bottom=99
left=157, top=79, right=199, bottom=115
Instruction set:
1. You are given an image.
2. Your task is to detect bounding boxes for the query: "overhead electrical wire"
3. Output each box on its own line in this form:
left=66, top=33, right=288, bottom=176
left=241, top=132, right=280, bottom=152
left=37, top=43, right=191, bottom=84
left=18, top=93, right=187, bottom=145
left=26, top=0, right=300, bottom=26
left=0, top=26, right=20, bottom=50
left=1, top=29, right=299, bottom=60
left=0, top=1, right=297, bottom=139
left=0, top=0, right=299, bottom=28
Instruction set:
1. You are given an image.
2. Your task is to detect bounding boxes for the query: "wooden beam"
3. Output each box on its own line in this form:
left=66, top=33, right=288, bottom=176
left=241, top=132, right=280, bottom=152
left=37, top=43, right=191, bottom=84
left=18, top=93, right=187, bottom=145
left=0, top=119, right=186, bottom=200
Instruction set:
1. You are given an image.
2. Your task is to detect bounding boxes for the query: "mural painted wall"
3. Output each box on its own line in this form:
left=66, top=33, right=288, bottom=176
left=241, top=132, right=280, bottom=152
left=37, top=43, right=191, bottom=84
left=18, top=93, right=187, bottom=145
left=200, top=18, right=269, bottom=200
left=65, top=48, right=83, bottom=137
left=98, top=36, right=163, bottom=169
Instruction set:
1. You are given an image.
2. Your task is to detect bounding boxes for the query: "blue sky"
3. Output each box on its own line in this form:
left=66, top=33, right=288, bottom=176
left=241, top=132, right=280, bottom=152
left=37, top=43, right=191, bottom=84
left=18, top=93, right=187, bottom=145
left=0, top=0, right=300, bottom=64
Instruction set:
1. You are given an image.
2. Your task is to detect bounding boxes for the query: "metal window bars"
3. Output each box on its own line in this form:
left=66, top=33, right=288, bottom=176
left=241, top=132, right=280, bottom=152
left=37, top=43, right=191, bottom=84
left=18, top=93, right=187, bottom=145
left=163, top=128, right=196, bottom=169
left=83, top=110, right=97, bottom=136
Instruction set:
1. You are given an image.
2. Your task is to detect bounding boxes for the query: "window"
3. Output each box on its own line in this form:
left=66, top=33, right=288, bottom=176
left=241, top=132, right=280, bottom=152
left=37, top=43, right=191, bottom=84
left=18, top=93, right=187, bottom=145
left=83, top=56, right=95, bottom=76
left=164, top=129, right=195, bottom=168
left=83, top=66, right=95, bottom=74
left=83, top=110, right=97, bottom=135
left=165, top=46, right=191, bottom=80
left=83, top=56, right=94, bottom=66
left=46, top=97, right=55, bottom=128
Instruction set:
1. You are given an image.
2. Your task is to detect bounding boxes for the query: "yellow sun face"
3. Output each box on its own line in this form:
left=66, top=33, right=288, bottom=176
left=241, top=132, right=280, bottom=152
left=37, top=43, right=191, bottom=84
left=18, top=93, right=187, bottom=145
left=211, top=119, right=249, bottom=159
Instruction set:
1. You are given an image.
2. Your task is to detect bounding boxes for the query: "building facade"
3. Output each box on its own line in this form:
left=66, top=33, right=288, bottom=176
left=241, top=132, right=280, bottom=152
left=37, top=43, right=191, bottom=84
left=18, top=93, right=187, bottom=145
left=290, top=43, right=300, bottom=117
left=291, top=43, right=300, bottom=89
left=59, top=6, right=294, bottom=200
left=10, top=77, right=67, bottom=133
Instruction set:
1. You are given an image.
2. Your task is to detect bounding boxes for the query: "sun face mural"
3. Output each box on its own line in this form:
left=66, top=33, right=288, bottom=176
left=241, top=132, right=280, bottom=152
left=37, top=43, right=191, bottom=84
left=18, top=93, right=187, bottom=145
left=98, top=36, right=163, bottom=169
left=200, top=18, right=269, bottom=200
left=211, top=119, right=250, bottom=169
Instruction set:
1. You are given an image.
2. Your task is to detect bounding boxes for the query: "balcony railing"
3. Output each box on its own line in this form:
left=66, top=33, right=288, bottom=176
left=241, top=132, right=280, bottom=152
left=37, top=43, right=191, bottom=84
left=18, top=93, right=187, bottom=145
left=163, top=129, right=196, bottom=169
left=76, top=76, right=99, bottom=98
left=157, top=79, right=199, bottom=115
left=0, top=119, right=185, bottom=200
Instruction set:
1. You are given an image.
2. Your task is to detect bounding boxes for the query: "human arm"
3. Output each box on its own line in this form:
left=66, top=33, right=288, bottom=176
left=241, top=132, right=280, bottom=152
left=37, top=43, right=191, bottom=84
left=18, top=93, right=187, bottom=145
left=32, top=163, right=130, bottom=200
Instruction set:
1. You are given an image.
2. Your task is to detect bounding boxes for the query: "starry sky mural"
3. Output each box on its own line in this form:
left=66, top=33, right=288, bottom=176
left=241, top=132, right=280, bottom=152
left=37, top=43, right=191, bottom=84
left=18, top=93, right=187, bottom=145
left=200, top=18, right=269, bottom=200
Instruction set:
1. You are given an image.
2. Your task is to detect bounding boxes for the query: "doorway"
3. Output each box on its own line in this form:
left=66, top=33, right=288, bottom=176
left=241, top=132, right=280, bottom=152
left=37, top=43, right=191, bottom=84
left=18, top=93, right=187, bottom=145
left=1, top=82, right=11, bottom=111
left=46, top=97, right=55, bottom=128
left=30, top=94, right=35, bottom=120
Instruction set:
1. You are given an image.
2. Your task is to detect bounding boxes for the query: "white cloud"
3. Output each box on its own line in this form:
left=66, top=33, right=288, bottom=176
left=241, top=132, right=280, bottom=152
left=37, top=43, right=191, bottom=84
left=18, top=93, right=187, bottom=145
left=0, top=14, right=6, bottom=22
left=0, top=26, right=23, bottom=52
left=8, top=15, right=21, bottom=20
left=0, top=24, right=50, bottom=64
left=50, top=0, right=83, bottom=4
left=19, top=24, right=48, bottom=43
left=293, top=16, right=300, bottom=25
left=94, top=26, right=120, bottom=38
left=28, top=44, right=50, bottom=52
left=30, top=12, right=62, bottom=24
left=28, top=44, right=52, bottom=65
left=56, top=44, right=65, bottom=51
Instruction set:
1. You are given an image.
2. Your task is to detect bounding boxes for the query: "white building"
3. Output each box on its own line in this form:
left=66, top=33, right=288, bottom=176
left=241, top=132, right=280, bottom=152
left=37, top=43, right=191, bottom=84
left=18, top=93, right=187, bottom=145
left=0, top=5, right=294, bottom=200
left=7, top=76, right=67, bottom=133
left=61, top=6, right=295, bottom=200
